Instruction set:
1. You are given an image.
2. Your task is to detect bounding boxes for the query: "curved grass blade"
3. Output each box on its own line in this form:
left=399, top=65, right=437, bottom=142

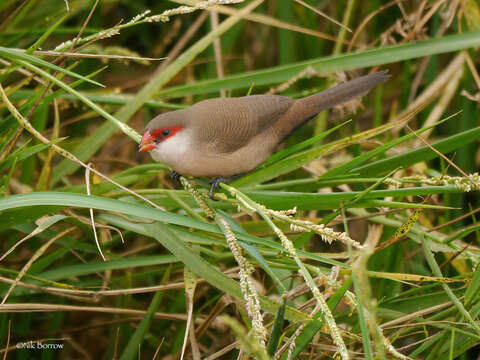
left=157, top=31, right=480, bottom=97
left=0, top=191, right=397, bottom=267
left=280, top=277, right=353, bottom=360
left=352, top=126, right=480, bottom=176
left=0, top=46, right=103, bottom=87
left=267, top=297, right=286, bottom=356
left=244, top=186, right=459, bottom=210
left=119, top=268, right=171, bottom=360
left=321, top=114, right=454, bottom=179
left=103, top=214, right=309, bottom=322
left=260, top=120, right=351, bottom=168
left=218, top=210, right=286, bottom=292
left=0, top=138, right=65, bottom=172
left=38, top=255, right=177, bottom=281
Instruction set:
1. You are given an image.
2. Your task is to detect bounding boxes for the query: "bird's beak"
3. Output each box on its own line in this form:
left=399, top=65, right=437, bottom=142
left=139, top=130, right=156, bottom=152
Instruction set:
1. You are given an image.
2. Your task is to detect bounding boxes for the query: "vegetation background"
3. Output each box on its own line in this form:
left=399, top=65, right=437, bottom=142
left=1, top=0, right=480, bottom=359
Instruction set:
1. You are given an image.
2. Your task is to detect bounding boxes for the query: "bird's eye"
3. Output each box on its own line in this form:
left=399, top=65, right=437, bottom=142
left=162, top=129, right=170, bottom=137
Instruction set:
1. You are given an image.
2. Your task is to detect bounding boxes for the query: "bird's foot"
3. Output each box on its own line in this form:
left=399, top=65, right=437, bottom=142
left=208, top=174, right=244, bottom=200
left=209, top=177, right=229, bottom=200
left=170, top=171, right=181, bottom=182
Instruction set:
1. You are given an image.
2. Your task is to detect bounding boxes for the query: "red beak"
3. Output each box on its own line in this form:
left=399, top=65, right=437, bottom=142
left=139, top=130, right=156, bottom=152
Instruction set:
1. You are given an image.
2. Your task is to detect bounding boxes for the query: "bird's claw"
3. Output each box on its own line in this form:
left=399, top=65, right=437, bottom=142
left=208, top=178, right=224, bottom=200
left=170, top=171, right=181, bottom=181
left=208, top=174, right=244, bottom=200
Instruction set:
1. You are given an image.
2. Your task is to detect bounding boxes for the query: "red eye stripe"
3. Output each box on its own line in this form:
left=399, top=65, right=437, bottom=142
left=151, top=125, right=184, bottom=141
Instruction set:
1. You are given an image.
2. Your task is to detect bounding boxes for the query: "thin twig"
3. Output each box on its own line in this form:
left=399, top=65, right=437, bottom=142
left=86, top=164, right=106, bottom=261
left=1, top=227, right=75, bottom=304
left=210, top=11, right=226, bottom=97
left=11, top=48, right=164, bottom=61
left=294, top=0, right=351, bottom=32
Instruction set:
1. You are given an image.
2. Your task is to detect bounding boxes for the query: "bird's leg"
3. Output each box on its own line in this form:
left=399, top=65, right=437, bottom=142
left=169, top=171, right=183, bottom=189
left=208, top=178, right=227, bottom=199
left=170, top=170, right=181, bottom=182
left=208, top=174, right=244, bottom=200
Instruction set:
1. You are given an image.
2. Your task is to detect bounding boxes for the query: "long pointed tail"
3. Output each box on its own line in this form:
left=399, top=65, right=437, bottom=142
left=287, top=70, right=390, bottom=124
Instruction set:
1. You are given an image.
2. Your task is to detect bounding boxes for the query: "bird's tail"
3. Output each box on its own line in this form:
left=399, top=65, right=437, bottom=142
left=287, top=70, right=390, bottom=125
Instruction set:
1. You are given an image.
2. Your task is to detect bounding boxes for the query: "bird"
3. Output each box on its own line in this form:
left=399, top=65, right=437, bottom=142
left=139, top=71, right=390, bottom=198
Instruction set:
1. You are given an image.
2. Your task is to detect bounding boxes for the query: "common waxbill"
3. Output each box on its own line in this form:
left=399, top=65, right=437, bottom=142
left=140, top=71, right=389, bottom=194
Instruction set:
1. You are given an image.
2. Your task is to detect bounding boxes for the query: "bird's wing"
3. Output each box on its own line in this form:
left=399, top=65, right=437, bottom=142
left=187, top=95, right=294, bottom=153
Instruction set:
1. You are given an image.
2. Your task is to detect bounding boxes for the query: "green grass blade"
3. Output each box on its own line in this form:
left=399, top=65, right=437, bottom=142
left=321, top=115, right=452, bottom=179
left=14, top=59, right=141, bottom=142
left=119, top=290, right=164, bottom=360
left=465, top=263, right=480, bottom=306
left=267, top=297, right=286, bottom=356
left=0, top=46, right=103, bottom=87
left=422, top=235, right=480, bottom=335
left=0, top=138, right=65, bottom=172
left=0, top=192, right=214, bottom=231
left=281, top=277, right=353, bottom=360
left=260, top=120, right=351, bottom=168
left=352, top=126, right=480, bottom=176
left=244, top=186, right=460, bottom=210
left=103, top=214, right=308, bottom=322
left=0, top=192, right=347, bottom=268
left=158, top=31, right=480, bottom=97
left=351, top=273, right=374, bottom=360
left=38, top=255, right=177, bottom=280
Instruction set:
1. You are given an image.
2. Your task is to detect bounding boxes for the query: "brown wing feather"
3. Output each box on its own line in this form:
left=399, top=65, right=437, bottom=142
left=185, top=95, right=293, bottom=153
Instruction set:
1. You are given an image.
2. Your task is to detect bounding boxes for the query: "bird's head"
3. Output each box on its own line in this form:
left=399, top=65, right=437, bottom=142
left=139, top=112, right=185, bottom=153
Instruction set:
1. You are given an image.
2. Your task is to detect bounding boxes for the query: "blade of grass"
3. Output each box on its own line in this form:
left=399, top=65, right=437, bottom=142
left=26, top=12, right=69, bottom=53
left=37, top=255, right=177, bottom=280
left=280, top=277, right=353, bottom=360
left=0, top=192, right=348, bottom=268
left=267, top=297, right=286, bottom=356
left=11, top=59, right=141, bottom=142
left=0, top=46, right=103, bottom=87
left=119, top=268, right=171, bottom=360
left=321, top=113, right=455, bottom=179
left=157, top=31, right=480, bottom=97
left=244, top=186, right=459, bottom=210
left=102, top=214, right=309, bottom=323
left=50, top=0, right=265, bottom=186
left=352, top=126, right=480, bottom=176
left=0, top=138, right=65, bottom=172
left=422, top=235, right=480, bottom=335
left=260, top=119, right=351, bottom=168
left=464, top=262, right=480, bottom=306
